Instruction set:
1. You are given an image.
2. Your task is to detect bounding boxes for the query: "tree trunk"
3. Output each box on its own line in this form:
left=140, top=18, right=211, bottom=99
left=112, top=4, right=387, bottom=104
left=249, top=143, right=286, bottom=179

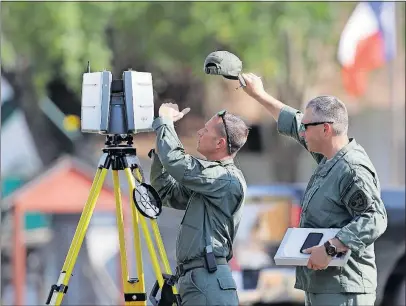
left=268, top=30, right=306, bottom=183
left=46, top=76, right=102, bottom=164
left=268, top=84, right=304, bottom=183
left=105, top=26, right=206, bottom=136
left=2, top=66, right=61, bottom=166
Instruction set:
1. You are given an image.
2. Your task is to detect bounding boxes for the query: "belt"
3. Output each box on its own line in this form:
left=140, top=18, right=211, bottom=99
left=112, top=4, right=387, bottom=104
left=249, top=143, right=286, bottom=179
left=175, top=257, right=227, bottom=278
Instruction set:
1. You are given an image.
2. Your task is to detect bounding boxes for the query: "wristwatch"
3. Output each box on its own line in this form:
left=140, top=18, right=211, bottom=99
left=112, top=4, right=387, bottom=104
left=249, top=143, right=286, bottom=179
left=324, top=241, right=338, bottom=257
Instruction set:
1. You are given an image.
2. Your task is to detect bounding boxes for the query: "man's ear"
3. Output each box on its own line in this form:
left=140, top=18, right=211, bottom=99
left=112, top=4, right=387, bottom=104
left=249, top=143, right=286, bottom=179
left=324, top=123, right=332, bottom=135
left=218, top=138, right=227, bottom=150
left=215, top=138, right=221, bottom=150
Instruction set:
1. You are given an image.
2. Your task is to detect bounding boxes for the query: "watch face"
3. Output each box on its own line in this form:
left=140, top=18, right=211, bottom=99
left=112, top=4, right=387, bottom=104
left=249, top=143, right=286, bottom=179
left=324, top=242, right=337, bottom=256
left=327, top=245, right=337, bottom=256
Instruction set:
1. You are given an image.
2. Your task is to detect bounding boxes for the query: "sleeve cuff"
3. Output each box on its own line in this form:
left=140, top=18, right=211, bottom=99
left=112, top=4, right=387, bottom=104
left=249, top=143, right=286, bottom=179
left=152, top=117, right=174, bottom=131
left=335, top=228, right=366, bottom=257
left=277, top=105, right=300, bottom=135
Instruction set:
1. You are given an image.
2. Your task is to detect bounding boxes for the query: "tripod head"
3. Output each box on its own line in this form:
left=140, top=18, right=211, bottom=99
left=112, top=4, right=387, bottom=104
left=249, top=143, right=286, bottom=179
left=80, top=62, right=154, bottom=135
left=104, top=134, right=134, bottom=148
left=100, top=134, right=163, bottom=220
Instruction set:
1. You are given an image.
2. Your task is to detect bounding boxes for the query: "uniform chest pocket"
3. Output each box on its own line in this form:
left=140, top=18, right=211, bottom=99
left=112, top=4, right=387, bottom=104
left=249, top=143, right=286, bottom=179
left=304, top=189, right=340, bottom=227
left=301, top=185, right=320, bottom=214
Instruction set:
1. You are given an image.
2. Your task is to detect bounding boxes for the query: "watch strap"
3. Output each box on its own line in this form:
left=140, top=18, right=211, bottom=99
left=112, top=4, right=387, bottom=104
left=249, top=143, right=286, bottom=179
left=324, top=241, right=337, bottom=257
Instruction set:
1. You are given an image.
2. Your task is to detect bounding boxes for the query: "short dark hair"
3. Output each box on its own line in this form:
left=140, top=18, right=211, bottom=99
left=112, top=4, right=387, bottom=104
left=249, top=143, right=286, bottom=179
left=216, top=112, right=249, bottom=154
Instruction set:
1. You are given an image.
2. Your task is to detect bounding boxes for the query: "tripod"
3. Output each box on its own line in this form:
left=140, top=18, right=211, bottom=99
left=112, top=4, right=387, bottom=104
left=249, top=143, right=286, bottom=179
left=46, top=135, right=180, bottom=306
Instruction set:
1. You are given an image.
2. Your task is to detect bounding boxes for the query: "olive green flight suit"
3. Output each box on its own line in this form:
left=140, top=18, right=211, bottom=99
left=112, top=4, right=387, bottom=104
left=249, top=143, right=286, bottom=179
left=277, top=106, right=388, bottom=306
left=149, top=117, right=247, bottom=306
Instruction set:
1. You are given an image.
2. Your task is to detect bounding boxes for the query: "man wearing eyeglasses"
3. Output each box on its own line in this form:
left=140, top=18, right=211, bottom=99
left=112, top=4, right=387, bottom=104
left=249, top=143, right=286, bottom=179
left=149, top=102, right=249, bottom=306
left=241, top=73, right=387, bottom=306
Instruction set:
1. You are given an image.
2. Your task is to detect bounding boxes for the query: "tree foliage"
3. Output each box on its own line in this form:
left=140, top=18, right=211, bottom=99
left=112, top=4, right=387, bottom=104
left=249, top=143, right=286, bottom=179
left=2, top=2, right=360, bottom=180
left=1, top=2, right=113, bottom=96
left=1, top=2, right=344, bottom=98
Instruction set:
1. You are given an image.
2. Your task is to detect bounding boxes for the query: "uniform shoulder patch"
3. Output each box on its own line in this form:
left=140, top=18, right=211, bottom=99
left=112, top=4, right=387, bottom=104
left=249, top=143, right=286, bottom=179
left=348, top=189, right=369, bottom=213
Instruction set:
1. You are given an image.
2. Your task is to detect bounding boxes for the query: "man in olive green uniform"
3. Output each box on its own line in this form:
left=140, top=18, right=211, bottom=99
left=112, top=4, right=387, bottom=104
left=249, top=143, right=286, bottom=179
left=241, top=73, right=387, bottom=306
left=149, top=102, right=249, bottom=306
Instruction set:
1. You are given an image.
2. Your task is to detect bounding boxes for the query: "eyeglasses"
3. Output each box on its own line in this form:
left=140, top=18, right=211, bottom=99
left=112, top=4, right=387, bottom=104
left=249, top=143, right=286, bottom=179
left=218, top=110, right=232, bottom=154
left=300, top=121, right=334, bottom=132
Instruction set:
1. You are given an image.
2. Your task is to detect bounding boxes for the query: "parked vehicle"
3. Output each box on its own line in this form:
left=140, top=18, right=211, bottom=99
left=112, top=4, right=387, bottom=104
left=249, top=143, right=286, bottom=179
left=232, top=185, right=405, bottom=306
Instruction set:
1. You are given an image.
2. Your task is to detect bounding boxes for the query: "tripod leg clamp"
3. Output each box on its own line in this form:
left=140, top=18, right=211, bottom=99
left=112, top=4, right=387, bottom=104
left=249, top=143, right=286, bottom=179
left=45, top=284, right=69, bottom=305
left=149, top=274, right=181, bottom=306
left=124, top=293, right=147, bottom=302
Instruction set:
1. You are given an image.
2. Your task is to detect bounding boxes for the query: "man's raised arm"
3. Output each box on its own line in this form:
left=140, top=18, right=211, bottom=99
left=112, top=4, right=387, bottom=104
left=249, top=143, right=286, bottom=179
left=149, top=148, right=191, bottom=210
left=152, top=116, right=231, bottom=197
left=241, top=73, right=285, bottom=121
left=241, top=73, right=323, bottom=163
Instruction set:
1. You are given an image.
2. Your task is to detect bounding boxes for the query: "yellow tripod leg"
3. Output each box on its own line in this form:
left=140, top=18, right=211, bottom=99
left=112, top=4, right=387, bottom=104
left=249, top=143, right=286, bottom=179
left=125, top=168, right=165, bottom=290
left=128, top=168, right=179, bottom=296
left=129, top=168, right=179, bottom=295
left=151, top=220, right=179, bottom=296
left=128, top=174, right=146, bottom=302
left=47, top=168, right=108, bottom=306
left=113, top=170, right=146, bottom=306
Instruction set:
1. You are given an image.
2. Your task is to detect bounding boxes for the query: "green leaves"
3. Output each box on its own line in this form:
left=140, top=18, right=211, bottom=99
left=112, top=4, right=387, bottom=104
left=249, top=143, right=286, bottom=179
left=1, top=2, right=112, bottom=95
left=1, top=2, right=342, bottom=98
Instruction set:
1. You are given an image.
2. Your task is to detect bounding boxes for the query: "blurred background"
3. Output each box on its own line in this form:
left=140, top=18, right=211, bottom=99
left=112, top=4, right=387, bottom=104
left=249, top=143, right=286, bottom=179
left=1, top=2, right=405, bottom=306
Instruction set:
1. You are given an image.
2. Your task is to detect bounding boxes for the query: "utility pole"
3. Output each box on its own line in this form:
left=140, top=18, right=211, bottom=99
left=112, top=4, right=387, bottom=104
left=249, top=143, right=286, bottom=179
left=389, top=1, right=401, bottom=186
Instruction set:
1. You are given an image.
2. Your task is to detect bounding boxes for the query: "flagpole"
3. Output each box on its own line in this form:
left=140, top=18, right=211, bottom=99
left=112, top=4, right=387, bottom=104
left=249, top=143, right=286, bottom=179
left=389, top=2, right=399, bottom=186
left=389, top=49, right=397, bottom=186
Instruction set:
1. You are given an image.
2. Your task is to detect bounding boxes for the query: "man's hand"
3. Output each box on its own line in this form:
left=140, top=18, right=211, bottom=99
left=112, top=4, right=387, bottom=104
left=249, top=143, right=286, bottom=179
left=241, top=73, right=266, bottom=99
left=303, top=245, right=333, bottom=270
left=159, top=102, right=190, bottom=122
